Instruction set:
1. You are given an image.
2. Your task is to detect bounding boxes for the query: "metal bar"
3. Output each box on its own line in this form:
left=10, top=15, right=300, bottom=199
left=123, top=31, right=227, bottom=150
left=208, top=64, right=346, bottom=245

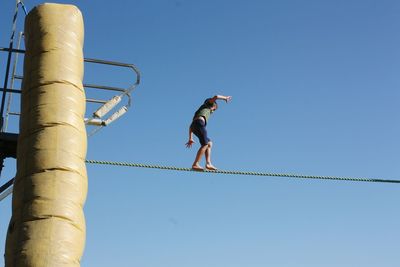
left=19, top=0, right=28, bottom=15
left=0, top=90, right=111, bottom=103
left=8, top=112, right=20, bottom=116
left=86, top=99, right=107, bottom=104
left=84, top=83, right=126, bottom=92
left=15, top=76, right=127, bottom=93
left=0, top=47, right=25, bottom=54
left=0, top=88, right=21, bottom=94
left=84, top=57, right=138, bottom=69
left=3, top=82, right=125, bottom=94
left=84, top=57, right=141, bottom=90
left=0, top=185, right=13, bottom=201
left=0, top=177, right=14, bottom=195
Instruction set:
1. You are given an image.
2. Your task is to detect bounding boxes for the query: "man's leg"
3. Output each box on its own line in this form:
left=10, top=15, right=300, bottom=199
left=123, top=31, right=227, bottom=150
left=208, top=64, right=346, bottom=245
left=205, top=141, right=217, bottom=170
left=192, top=144, right=208, bottom=170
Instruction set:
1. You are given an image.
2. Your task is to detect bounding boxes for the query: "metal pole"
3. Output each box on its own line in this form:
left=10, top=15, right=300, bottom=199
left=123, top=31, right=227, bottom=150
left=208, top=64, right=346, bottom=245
left=1, top=1, right=21, bottom=131
left=0, top=153, right=4, bottom=182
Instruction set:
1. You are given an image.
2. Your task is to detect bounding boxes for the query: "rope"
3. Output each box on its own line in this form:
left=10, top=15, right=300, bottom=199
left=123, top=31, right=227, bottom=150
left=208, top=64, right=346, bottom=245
left=85, top=159, right=400, bottom=184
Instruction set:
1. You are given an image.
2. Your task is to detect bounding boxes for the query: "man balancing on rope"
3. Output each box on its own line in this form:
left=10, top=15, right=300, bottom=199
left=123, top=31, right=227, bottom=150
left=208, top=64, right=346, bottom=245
left=186, top=95, right=232, bottom=171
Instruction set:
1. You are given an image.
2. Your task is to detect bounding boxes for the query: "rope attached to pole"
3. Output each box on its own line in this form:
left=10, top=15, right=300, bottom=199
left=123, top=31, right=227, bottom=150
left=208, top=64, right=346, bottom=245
left=1, top=159, right=398, bottom=201
left=85, top=159, right=400, bottom=184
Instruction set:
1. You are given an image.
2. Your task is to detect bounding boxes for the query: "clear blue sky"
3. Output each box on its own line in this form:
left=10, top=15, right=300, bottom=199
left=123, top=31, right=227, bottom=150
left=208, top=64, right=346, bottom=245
left=1, top=0, right=400, bottom=266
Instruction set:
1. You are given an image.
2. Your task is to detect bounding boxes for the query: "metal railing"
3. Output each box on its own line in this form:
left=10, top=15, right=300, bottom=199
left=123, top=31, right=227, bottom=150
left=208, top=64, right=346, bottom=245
left=0, top=47, right=141, bottom=135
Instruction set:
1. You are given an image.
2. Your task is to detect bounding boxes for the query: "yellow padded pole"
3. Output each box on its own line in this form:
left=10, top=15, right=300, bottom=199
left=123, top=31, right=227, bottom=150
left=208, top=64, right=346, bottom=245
left=5, top=3, right=87, bottom=267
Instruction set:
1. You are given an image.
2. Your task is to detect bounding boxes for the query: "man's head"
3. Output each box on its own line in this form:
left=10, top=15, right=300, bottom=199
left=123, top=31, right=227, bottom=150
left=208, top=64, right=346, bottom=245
left=210, top=102, right=218, bottom=112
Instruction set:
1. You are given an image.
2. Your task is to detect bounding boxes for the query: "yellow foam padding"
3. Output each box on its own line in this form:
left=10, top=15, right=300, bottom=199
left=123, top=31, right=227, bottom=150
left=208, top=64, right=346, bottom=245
left=5, top=3, right=87, bottom=267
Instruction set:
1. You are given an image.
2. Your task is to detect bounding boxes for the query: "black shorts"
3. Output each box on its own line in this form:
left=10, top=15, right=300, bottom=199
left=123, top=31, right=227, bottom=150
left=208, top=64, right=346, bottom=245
left=191, top=118, right=210, bottom=146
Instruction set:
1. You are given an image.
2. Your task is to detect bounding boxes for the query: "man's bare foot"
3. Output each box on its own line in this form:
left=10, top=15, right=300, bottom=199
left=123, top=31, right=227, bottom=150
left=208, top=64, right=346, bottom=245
left=192, top=164, right=204, bottom=171
left=205, top=164, right=217, bottom=171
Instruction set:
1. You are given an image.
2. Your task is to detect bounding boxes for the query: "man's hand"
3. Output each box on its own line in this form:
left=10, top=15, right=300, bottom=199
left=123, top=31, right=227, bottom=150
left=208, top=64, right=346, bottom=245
left=224, top=96, right=232, bottom=103
left=185, top=139, right=195, bottom=148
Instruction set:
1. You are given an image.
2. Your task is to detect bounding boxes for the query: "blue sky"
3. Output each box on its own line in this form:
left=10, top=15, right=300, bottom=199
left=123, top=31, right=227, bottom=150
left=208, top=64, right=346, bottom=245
left=1, top=0, right=399, bottom=266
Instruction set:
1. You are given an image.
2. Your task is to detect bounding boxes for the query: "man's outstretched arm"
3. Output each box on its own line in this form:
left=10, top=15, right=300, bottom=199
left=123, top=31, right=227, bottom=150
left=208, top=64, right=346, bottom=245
left=210, top=95, right=232, bottom=103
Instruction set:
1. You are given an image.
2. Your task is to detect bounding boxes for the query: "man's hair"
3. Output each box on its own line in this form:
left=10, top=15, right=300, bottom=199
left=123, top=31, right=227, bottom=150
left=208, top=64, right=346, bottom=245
left=204, top=98, right=218, bottom=109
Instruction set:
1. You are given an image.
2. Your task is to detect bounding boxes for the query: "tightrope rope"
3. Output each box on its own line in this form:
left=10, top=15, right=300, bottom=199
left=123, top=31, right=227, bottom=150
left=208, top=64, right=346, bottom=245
left=85, top=159, right=400, bottom=184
